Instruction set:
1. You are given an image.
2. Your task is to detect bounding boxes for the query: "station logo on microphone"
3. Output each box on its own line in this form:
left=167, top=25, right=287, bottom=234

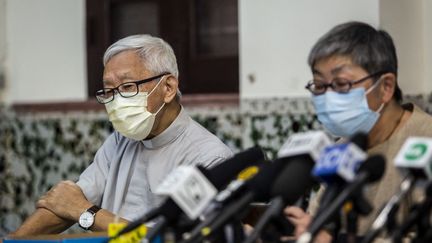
left=395, top=137, right=432, bottom=179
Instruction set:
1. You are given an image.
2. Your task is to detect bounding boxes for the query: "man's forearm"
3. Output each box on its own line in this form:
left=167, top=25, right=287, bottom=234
left=10, top=208, right=74, bottom=237
left=11, top=206, right=129, bottom=237
left=90, top=209, right=129, bottom=232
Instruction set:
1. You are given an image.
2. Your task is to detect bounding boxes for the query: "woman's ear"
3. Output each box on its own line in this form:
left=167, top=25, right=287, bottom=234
left=379, top=73, right=397, bottom=103
left=163, top=75, right=179, bottom=103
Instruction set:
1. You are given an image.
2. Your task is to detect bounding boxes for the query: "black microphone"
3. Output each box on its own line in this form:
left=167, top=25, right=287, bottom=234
left=113, top=146, right=266, bottom=238
left=242, top=156, right=320, bottom=243
left=184, top=154, right=323, bottom=243
left=198, top=131, right=332, bottom=218
left=181, top=131, right=332, bottom=243
left=297, top=154, right=386, bottom=243
left=180, top=162, right=280, bottom=243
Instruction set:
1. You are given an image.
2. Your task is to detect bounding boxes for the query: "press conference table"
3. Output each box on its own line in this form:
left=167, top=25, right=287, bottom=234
left=1, top=232, right=108, bottom=243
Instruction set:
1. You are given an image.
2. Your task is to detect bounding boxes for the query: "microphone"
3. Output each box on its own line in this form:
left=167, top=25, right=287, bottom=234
left=297, top=154, right=386, bottom=243
left=213, top=130, right=332, bottom=207
left=242, top=156, right=323, bottom=243
left=244, top=133, right=367, bottom=243
left=182, top=131, right=332, bottom=243
left=394, top=137, right=432, bottom=180
left=312, top=133, right=368, bottom=215
left=186, top=160, right=316, bottom=243
left=312, top=133, right=367, bottom=184
left=270, top=130, right=334, bottom=207
left=181, top=162, right=280, bottom=243
left=112, top=146, right=266, bottom=238
left=309, top=133, right=370, bottom=240
left=361, top=176, right=413, bottom=243
left=392, top=182, right=432, bottom=243
left=277, top=130, right=333, bottom=162
left=362, top=137, right=432, bottom=243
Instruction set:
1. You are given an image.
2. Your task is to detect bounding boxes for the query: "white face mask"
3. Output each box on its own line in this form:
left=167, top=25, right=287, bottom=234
left=105, top=78, right=165, bottom=141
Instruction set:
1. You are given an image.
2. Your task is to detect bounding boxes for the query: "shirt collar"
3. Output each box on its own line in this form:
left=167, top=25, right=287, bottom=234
left=142, top=106, right=189, bottom=149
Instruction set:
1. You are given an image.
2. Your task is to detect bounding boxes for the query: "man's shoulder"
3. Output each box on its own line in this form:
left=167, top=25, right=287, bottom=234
left=184, top=117, right=227, bottom=145
left=179, top=116, right=233, bottom=166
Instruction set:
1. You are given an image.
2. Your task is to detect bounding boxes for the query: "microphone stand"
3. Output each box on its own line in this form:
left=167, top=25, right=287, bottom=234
left=242, top=197, right=285, bottom=243
left=343, top=201, right=358, bottom=243
left=225, top=218, right=246, bottom=243
left=343, top=188, right=372, bottom=243
left=393, top=182, right=432, bottom=243
left=362, top=176, right=414, bottom=243
left=145, top=216, right=168, bottom=242
left=298, top=173, right=373, bottom=243
left=180, top=192, right=255, bottom=243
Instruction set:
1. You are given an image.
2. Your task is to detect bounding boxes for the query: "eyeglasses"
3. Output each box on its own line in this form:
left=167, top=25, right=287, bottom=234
left=305, top=71, right=386, bottom=95
left=95, top=73, right=170, bottom=104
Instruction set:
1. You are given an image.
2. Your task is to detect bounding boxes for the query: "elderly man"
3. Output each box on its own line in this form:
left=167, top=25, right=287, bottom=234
left=285, top=22, right=432, bottom=242
left=12, top=34, right=233, bottom=235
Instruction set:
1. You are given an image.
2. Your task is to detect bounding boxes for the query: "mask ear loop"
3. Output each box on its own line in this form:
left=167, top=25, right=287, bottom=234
left=148, top=74, right=168, bottom=96
left=148, top=74, right=168, bottom=115
left=365, top=78, right=382, bottom=95
left=153, top=102, right=165, bottom=115
left=365, top=78, right=385, bottom=113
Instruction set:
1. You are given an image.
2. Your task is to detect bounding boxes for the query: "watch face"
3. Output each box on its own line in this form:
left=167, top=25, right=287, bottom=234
left=79, top=211, right=95, bottom=228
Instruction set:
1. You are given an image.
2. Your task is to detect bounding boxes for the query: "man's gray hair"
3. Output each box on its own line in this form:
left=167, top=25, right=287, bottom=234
left=103, top=34, right=179, bottom=78
left=308, top=21, right=402, bottom=102
left=103, top=34, right=181, bottom=98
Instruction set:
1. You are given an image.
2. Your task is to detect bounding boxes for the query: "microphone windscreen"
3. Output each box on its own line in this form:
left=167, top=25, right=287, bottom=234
left=426, top=183, right=432, bottom=197
left=359, top=154, right=386, bottom=183
left=245, top=162, right=281, bottom=202
left=350, top=132, right=368, bottom=150
left=270, top=155, right=317, bottom=204
left=203, top=146, right=266, bottom=190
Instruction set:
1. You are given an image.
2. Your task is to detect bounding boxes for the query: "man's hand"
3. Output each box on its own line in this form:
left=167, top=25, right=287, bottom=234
left=36, top=180, right=92, bottom=221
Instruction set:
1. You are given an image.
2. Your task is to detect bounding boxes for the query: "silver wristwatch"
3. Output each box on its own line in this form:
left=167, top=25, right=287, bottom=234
left=78, top=205, right=101, bottom=230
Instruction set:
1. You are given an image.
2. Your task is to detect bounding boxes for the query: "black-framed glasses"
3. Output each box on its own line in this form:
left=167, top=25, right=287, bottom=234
left=95, top=73, right=170, bottom=104
left=305, top=71, right=386, bottom=95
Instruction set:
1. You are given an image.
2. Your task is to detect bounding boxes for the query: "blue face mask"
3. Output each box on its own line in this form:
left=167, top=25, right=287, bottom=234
left=312, top=82, right=384, bottom=138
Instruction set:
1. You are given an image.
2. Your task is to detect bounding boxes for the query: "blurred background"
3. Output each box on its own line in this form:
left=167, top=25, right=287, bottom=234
left=0, top=0, right=431, bottom=235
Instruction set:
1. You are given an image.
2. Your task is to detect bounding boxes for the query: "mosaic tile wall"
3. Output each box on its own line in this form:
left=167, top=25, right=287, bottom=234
left=1, top=94, right=431, bottom=235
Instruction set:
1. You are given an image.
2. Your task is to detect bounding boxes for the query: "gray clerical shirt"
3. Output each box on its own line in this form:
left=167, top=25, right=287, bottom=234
left=76, top=107, right=233, bottom=221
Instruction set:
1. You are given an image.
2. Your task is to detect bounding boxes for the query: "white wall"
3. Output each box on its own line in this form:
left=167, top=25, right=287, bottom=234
left=0, top=0, right=6, bottom=101
left=423, top=0, right=432, bottom=93
left=380, top=0, right=432, bottom=95
left=4, top=0, right=86, bottom=104
left=239, top=0, right=379, bottom=99
left=1, top=0, right=430, bottom=104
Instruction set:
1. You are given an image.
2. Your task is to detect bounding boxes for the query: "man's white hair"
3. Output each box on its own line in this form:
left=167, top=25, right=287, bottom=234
left=103, top=34, right=179, bottom=79
left=103, top=34, right=181, bottom=98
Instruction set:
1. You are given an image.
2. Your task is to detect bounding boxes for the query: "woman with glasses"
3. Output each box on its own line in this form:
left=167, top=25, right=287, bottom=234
left=284, top=22, right=432, bottom=243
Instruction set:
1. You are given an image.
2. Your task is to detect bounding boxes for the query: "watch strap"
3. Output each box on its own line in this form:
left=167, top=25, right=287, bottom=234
left=87, top=205, right=101, bottom=215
